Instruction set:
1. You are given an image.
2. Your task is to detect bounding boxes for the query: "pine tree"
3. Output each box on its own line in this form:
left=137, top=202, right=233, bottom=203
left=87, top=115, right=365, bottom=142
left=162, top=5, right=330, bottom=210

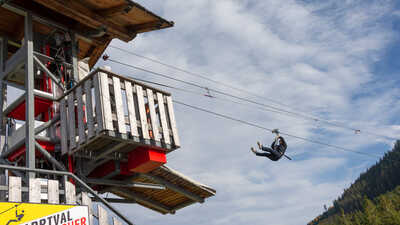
left=363, top=198, right=381, bottom=225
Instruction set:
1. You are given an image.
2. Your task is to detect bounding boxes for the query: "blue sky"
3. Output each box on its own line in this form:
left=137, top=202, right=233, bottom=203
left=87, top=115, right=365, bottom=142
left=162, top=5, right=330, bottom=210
left=95, top=1, right=400, bottom=224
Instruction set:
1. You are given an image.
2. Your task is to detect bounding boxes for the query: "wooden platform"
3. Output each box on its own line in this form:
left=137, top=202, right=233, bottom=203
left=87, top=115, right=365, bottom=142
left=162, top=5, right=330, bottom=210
left=105, top=166, right=216, bottom=214
left=60, top=68, right=180, bottom=157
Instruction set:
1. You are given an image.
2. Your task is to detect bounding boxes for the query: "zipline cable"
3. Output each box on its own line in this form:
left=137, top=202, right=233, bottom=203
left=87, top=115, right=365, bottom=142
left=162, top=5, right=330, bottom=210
left=173, top=100, right=385, bottom=159
left=129, top=74, right=323, bottom=121
left=104, top=56, right=398, bottom=141
left=109, top=46, right=395, bottom=139
left=109, top=45, right=295, bottom=108
left=104, top=70, right=395, bottom=161
left=105, top=58, right=342, bottom=122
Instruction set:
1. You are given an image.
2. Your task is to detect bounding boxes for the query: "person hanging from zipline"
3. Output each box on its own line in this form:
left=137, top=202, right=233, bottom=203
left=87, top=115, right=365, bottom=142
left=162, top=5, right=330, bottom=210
left=251, top=129, right=292, bottom=161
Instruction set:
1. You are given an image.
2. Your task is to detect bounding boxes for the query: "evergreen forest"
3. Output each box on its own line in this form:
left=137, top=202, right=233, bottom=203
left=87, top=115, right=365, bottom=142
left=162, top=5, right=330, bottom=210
left=308, top=140, right=400, bottom=225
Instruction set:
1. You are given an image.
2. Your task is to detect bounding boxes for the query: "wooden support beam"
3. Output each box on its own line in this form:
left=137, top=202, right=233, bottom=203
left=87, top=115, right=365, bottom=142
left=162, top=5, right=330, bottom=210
left=113, top=217, right=122, bottom=225
left=33, top=0, right=133, bottom=41
left=98, top=69, right=113, bottom=131
left=139, top=173, right=204, bottom=203
left=157, top=92, right=170, bottom=145
left=81, top=192, right=94, bottom=225
left=166, top=96, right=180, bottom=147
left=125, top=81, right=139, bottom=137
left=98, top=206, right=109, bottom=225
left=13, top=18, right=25, bottom=41
left=92, top=142, right=126, bottom=161
left=84, top=79, right=95, bottom=139
left=97, top=3, right=134, bottom=17
left=85, top=178, right=165, bottom=190
left=0, top=175, right=5, bottom=201
left=29, top=178, right=41, bottom=203
left=127, top=21, right=163, bottom=34
left=65, top=180, right=76, bottom=204
left=109, top=187, right=174, bottom=214
left=172, top=200, right=196, bottom=212
left=76, top=86, right=86, bottom=146
left=113, top=76, right=127, bottom=136
left=136, top=85, right=149, bottom=140
left=92, top=197, right=136, bottom=204
left=88, top=39, right=111, bottom=69
left=9, top=176, right=21, bottom=202
left=47, top=179, right=60, bottom=204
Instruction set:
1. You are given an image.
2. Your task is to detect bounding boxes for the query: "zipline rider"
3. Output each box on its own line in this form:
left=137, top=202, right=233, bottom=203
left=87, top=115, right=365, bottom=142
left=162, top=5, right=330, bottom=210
left=251, top=129, right=291, bottom=161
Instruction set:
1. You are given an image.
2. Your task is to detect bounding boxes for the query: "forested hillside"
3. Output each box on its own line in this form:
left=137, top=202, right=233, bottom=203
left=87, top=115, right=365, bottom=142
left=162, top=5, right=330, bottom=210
left=308, top=140, right=400, bottom=225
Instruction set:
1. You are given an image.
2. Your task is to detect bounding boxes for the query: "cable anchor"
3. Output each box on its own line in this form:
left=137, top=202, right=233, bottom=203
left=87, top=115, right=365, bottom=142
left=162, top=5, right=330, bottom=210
left=204, top=87, right=214, bottom=98
left=102, top=54, right=110, bottom=61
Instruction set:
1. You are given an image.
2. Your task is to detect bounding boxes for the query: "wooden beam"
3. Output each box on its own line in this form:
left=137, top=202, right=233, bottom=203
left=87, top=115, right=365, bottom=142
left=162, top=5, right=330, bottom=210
left=127, top=21, right=163, bottom=34
left=157, top=92, right=170, bottom=145
left=84, top=79, right=95, bottom=139
left=92, top=197, right=136, bottom=204
left=13, top=18, right=25, bottom=41
left=113, top=217, right=122, bottom=225
left=81, top=192, right=94, bottom=225
left=97, top=3, right=134, bottom=17
left=47, top=179, right=60, bottom=204
left=29, top=178, right=41, bottom=203
left=166, top=96, right=180, bottom=147
left=139, top=173, right=204, bottom=203
left=125, top=81, right=139, bottom=137
left=65, top=180, right=76, bottom=204
left=88, top=39, right=111, bottom=68
left=109, top=187, right=174, bottom=214
left=33, top=0, right=133, bottom=41
left=172, top=200, right=196, bottom=212
left=98, top=206, right=108, bottom=225
left=112, top=76, right=127, bottom=136
left=8, top=176, right=21, bottom=202
left=85, top=178, right=166, bottom=190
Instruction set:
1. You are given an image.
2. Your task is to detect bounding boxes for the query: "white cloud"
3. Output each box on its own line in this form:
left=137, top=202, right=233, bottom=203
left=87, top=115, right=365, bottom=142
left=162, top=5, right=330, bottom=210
left=100, top=0, right=400, bottom=224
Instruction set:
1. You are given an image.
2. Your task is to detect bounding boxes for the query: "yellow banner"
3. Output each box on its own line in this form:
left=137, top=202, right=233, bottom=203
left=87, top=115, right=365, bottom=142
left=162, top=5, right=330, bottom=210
left=0, top=203, right=89, bottom=225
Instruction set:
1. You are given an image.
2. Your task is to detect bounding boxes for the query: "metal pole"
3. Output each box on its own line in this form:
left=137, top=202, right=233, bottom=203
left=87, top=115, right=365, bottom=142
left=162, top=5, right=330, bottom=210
left=71, top=32, right=79, bottom=88
left=0, top=36, right=6, bottom=72
left=33, top=56, right=65, bottom=90
left=34, top=141, right=66, bottom=171
left=34, top=114, right=60, bottom=134
left=24, top=12, right=35, bottom=179
left=0, top=36, right=7, bottom=143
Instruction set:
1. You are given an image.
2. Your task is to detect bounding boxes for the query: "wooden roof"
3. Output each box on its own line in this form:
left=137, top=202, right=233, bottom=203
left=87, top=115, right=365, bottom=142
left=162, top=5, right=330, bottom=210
left=0, top=0, right=173, bottom=67
left=109, top=166, right=216, bottom=214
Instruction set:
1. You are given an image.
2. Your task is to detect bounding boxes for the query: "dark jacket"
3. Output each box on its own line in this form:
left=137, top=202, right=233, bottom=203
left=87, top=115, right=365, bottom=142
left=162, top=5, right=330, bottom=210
left=271, top=137, right=287, bottom=156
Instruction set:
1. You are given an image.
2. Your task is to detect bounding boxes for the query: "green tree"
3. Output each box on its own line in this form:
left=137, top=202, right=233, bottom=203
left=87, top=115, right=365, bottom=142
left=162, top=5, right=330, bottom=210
left=363, top=198, right=381, bottom=225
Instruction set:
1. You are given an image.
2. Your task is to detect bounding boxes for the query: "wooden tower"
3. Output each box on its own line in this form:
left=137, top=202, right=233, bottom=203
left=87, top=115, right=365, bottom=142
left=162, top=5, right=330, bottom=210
left=0, top=1, right=215, bottom=224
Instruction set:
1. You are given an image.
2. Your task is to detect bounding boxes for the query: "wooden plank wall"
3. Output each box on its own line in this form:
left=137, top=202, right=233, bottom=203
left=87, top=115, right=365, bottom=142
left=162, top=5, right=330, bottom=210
left=3, top=176, right=124, bottom=225
left=60, top=69, right=180, bottom=154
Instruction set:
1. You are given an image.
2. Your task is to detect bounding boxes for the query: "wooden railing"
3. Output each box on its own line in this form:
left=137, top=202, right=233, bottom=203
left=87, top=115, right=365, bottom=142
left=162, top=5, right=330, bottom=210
left=59, top=68, right=180, bottom=155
